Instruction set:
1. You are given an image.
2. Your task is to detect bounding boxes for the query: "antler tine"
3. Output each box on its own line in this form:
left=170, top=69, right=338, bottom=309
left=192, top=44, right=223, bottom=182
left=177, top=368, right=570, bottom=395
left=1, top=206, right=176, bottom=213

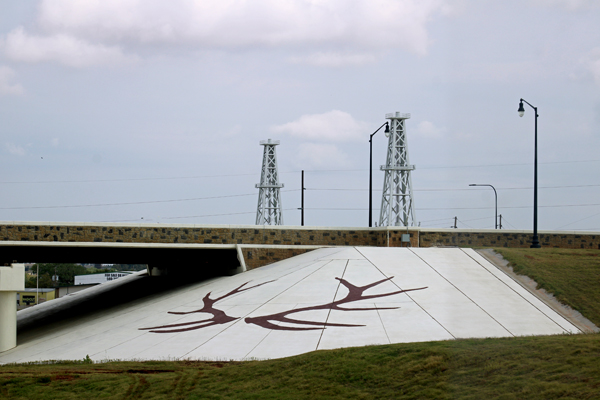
left=336, top=276, right=395, bottom=293
left=214, top=279, right=275, bottom=302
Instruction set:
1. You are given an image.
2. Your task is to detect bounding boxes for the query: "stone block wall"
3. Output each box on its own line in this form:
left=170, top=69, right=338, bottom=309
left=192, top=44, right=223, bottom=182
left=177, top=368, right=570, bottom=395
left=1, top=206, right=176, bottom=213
left=0, top=224, right=383, bottom=246
left=243, top=248, right=315, bottom=270
left=0, top=223, right=598, bottom=250
left=417, top=230, right=600, bottom=249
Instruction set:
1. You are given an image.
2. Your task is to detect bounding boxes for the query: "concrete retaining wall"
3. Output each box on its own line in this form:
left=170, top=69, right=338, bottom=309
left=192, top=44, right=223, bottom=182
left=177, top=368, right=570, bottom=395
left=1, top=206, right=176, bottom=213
left=1, top=222, right=598, bottom=250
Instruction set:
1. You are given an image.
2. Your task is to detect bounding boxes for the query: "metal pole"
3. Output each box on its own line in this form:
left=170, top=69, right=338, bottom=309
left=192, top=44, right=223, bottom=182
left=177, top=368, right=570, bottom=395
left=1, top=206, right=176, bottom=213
left=493, top=187, right=498, bottom=229
left=301, top=170, right=304, bottom=226
left=469, top=184, right=498, bottom=229
left=519, top=99, right=541, bottom=248
left=369, top=122, right=388, bottom=227
left=369, top=134, right=373, bottom=228
left=532, top=106, right=540, bottom=247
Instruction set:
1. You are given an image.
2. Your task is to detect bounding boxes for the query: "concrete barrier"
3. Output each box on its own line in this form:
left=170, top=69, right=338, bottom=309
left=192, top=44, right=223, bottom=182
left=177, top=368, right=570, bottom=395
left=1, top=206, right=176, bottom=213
left=0, top=263, right=24, bottom=352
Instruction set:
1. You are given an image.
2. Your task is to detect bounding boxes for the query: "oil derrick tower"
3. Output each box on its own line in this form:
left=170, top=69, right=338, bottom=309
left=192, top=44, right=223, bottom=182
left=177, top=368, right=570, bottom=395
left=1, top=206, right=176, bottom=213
left=255, top=139, right=284, bottom=225
left=379, top=112, right=416, bottom=227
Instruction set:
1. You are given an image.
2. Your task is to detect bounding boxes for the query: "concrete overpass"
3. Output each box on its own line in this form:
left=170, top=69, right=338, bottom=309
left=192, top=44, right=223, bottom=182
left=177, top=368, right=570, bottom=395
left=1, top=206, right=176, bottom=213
left=2, top=247, right=595, bottom=363
left=1, top=221, right=598, bottom=249
left=1, top=221, right=598, bottom=275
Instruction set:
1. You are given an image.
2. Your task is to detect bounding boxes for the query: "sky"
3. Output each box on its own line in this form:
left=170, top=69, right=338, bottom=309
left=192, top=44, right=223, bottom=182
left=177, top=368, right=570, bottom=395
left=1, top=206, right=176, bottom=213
left=1, top=0, right=599, bottom=231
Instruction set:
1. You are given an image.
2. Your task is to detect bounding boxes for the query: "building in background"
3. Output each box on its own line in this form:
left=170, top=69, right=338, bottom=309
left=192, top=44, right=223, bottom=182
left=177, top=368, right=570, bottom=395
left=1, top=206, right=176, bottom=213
left=74, top=272, right=133, bottom=286
left=16, top=288, right=55, bottom=310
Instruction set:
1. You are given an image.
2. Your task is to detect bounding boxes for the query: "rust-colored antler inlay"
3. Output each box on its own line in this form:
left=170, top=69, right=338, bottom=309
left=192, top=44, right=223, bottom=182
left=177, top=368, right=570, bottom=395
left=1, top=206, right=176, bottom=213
left=139, top=280, right=274, bottom=333
left=244, top=277, right=427, bottom=331
left=140, top=277, right=427, bottom=333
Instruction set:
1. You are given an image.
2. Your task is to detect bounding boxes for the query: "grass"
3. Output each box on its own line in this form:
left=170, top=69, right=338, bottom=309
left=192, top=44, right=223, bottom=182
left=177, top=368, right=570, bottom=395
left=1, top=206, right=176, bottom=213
left=494, top=247, right=600, bottom=326
left=2, top=247, right=600, bottom=399
left=2, top=336, right=600, bottom=399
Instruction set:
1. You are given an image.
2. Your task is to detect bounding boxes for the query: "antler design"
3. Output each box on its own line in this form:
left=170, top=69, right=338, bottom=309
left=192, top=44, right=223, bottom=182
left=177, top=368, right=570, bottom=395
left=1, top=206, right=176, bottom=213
left=244, top=277, right=427, bottom=331
left=139, top=280, right=274, bottom=333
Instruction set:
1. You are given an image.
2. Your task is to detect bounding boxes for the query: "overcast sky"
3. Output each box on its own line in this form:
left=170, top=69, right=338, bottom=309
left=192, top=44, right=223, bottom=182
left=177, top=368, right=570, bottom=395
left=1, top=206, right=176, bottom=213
left=1, top=0, right=599, bottom=231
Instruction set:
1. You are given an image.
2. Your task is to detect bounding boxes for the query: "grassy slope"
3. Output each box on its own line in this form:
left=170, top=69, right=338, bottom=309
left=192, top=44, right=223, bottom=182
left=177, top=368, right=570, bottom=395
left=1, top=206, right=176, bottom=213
left=2, top=247, right=600, bottom=399
left=495, top=247, right=600, bottom=326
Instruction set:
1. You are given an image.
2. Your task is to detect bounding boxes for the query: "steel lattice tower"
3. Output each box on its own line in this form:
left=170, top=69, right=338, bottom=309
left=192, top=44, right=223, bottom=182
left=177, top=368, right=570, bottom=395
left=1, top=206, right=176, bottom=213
left=379, top=112, right=416, bottom=227
left=255, top=139, right=284, bottom=225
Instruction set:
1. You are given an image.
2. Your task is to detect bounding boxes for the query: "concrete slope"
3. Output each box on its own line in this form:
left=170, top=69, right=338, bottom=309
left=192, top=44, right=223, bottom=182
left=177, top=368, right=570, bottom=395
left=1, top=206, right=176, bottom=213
left=0, top=247, right=580, bottom=363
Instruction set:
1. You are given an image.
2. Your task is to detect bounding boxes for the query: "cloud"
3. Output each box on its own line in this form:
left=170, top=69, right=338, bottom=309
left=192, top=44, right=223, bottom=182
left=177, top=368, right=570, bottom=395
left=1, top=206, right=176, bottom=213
left=531, top=0, right=600, bottom=9
left=415, top=120, right=445, bottom=138
left=580, top=47, right=600, bottom=86
left=2, top=27, right=137, bottom=67
left=0, top=66, right=24, bottom=95
left=288, top=52, right=378, bottom=67
left=295, top=143, right=352, bottom=168
left=272, top=110, right=368, bottom=142
left=27, top=0, right=450, bottom=64
left=5, top=143, right=26, bottom=156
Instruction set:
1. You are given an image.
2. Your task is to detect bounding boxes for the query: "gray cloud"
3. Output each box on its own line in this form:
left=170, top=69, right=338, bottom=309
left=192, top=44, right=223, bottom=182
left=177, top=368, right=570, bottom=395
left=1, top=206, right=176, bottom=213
left=3, top=26, right=138, bottom=67
left=271, top=110, right=368, bottom=142
left=3, top=0, right=452, bottom=67
left=0, top=65, right=24, bottom=95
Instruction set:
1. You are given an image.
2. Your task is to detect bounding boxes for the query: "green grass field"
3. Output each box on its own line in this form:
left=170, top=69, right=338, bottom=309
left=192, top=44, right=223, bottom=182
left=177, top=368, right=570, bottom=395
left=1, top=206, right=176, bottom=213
left=1, top=247, right=599, bottom=399
left=495, top=247, right=600, bottom=326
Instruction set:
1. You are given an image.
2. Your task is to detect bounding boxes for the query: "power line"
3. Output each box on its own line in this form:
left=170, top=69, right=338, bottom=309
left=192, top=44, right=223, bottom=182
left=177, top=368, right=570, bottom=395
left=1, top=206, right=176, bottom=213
left=418, top=217, right=455, bottom=223
left=461, top=216, right=494, bottom=223
left=555, top=211, right=600, bottom=230
left=304, top=203, right=600, bottom=211
left=456, top=218, right=475, bottom=229
left=163, top=211, right=257, bottom=220
left=418, top=203, right=600, bottom=210
left=136, top=208, right=300, bottom=221
left=305, top=208, right=376, bottom=211
left=0, top=190, right=300, bottom=210
left=307, top=183, right=600, bottom=193
left=0, top=173, right=258, bottom=184
left=418, top=159, right=600, bottom=170
left=2, top=159, right=599, bottom=185
left=500, top=216, right=518, bottom=230
left=3, top=197, right=597, bottom=212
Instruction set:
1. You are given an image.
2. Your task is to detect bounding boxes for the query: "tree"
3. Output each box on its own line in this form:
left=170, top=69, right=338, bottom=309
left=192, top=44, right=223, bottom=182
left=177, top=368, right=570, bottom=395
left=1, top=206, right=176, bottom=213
left=25, top=273, right=53, bottom=288
left=112, top=264, right=147, bottom=271
left=31, top=263, right=88, bottom=286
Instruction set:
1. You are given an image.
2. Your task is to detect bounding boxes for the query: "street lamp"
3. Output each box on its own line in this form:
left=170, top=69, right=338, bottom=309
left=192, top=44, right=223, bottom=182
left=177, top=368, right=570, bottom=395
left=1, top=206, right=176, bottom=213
left=469, top=184, right=498, bottom=229
left=518, top=98, right=541, bottom=248
left=369, top=121, right=389, bottom=227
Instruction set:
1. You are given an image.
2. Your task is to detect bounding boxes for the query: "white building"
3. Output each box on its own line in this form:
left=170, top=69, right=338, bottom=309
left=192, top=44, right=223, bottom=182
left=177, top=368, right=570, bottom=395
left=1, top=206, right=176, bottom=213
left=74, top=272, right=133, bottom=286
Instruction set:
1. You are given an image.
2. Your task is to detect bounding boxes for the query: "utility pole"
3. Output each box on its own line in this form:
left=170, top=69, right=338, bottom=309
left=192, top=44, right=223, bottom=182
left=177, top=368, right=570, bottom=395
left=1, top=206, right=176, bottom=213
left=300, top=170, right=305, bottom=226
left=499, top=214, right=503, bottom=230
left=453, top=217, right=457, bottom=229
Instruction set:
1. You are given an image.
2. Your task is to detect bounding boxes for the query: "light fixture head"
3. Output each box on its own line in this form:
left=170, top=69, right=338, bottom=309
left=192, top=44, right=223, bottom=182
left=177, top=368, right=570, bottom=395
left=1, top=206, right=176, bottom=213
left=518, top=100, right=525, bottom=117
left=384, top=122, right=390, bottom=137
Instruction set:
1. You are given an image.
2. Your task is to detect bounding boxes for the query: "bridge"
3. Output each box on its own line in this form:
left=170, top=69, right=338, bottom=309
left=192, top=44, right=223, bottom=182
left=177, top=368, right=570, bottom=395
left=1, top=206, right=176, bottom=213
left=1, top=221, right=598, bottom=274
left=0, top=221, right=597, bottom=356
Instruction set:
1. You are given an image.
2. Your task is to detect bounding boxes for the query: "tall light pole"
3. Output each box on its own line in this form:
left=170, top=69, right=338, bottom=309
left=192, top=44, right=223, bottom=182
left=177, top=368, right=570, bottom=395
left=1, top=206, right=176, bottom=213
left=300, top=170, right=305, bottom=226
left=518, top=98, right=541, bottom=248
left=469, top=184, right=498, bottom=229
left=369, top=122, right=389, bottom=227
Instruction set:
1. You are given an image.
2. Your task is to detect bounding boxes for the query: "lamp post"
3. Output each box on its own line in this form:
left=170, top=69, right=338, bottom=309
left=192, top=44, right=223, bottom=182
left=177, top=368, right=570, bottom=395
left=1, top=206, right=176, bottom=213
left=369, top=122, right=389, bottom=227
left=469, top=184, right=498, bottom=229
left=518, top=98, right=541, bottom=248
